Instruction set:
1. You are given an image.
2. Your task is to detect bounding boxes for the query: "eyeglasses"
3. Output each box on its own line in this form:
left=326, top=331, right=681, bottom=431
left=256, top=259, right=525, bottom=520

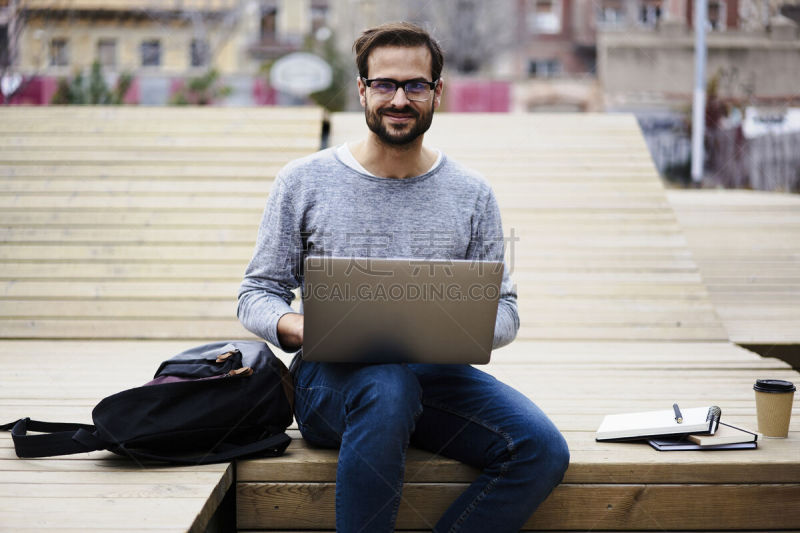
left=361, top=77, right=439, bottom=102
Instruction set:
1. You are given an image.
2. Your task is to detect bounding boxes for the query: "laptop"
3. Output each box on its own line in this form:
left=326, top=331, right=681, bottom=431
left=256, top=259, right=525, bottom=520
left=301, top=256, right=503, bottom=364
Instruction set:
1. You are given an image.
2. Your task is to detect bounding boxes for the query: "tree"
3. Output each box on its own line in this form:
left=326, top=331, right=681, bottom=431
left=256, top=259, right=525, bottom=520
left=169, top=68, right=231, bottom=106
left=429, top=0, right=518, bottom=75
left=51, top=61, right=133, bottom=105
left=1, top=0, right=32, bottom=104
left=307, top=32, right=349, bottom=113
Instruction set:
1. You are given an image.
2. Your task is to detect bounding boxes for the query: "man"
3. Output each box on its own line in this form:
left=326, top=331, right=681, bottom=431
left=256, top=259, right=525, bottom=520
left=238, top=21, right=569, bottom=533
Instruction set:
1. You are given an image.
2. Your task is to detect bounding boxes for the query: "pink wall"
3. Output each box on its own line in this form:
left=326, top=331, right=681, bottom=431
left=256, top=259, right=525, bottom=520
left=444, top=79, right=511, bottom=112
left=0, top=76, right=140, bottom=105
left=253, top=77, right=277, bottom=106
left=0, top=77, right=58, bottom=105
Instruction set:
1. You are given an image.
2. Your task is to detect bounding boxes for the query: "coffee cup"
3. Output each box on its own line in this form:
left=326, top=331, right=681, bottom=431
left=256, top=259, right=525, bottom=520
left=753, top=379, right=795, bottom=438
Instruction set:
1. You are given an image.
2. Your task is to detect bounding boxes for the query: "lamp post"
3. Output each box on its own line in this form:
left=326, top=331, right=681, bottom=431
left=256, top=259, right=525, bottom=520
left=691, top=0, right=708, bottom=184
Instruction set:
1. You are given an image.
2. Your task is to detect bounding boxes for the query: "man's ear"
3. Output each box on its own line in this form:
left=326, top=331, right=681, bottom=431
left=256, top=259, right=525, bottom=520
left=433, top=78, right=443, bottom=109
left=357, top=76, right=366, bottom=107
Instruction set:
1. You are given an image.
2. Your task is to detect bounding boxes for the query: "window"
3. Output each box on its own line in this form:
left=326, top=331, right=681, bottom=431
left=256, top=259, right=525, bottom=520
left=638, top=0, right=662, bottom=26
left=528, top=0, right=562, bottom=34
left=310, top=3, right=329, bottom=34
left=260, top=5, right=278, bottom=42
left=50, top=38, right=68, bottom=67
left=190, top=39, right=209, bottom=67
left=141, top=39, right=161, bottom=67
left=529, top=58, right=562, bottom=77
left=597, top=0, right=625, bottom=26
left=708, top=0, right=726, bottom=30
left=0, top=26, right=9, bottom=68
left=97, top=39, right=117, bottom=68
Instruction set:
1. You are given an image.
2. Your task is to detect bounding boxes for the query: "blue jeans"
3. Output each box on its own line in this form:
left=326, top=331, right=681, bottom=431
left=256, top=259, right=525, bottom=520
left=292, top=358, right=570, bottom=533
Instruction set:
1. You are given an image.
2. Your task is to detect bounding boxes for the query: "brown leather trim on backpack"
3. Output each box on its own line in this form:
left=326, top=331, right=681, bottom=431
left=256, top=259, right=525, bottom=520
left=228, top=366, right=253, bottom=378
left=216, top=351, right=236, bottom=363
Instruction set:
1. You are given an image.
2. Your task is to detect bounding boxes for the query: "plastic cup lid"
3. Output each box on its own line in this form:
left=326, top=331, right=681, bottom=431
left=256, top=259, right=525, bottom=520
left=753, top=379, right=796, bottom=393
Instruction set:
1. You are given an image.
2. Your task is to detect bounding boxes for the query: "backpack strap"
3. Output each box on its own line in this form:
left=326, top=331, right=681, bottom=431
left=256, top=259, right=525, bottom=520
left=114, top=431, right=292, bottom=465
left=0, top=418, right=104, bottom=458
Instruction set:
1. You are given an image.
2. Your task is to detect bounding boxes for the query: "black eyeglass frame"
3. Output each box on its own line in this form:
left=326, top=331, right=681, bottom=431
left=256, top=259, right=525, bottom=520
left=360, top=77, right=440, bottom=99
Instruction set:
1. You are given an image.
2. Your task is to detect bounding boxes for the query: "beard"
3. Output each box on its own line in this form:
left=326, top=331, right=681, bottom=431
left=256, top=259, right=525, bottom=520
left=365, top=99, right=434, bottom=147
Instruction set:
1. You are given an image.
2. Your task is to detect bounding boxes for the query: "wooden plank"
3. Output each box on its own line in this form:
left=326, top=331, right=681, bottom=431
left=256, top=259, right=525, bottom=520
left=0, top=481, right=221, bottom=498
left=0, top=227, right=259, bottom=243
left=0, top=194, right=269, bottom=210
left=0, top=245, right=701, bottom=262
left=668, top=189, right=800, bottom=346
left=0, top=319, right=254, bottom=340
left=0, top=179, right=275, bottom=195
left=0, top=339, right=777, bottom=368
left=0, top=343, right=237, bottom=532
left=236, top=482, right=800, bottom=530
left=0, top=300, right=240, bottom=318
left=0, top=300, right=729, bottom=325
left=0, top=150, right=310, bottom=164
left=1, top=135, right=319, bottom=150
left=0, top=280, right=240, bottom=298
left=0, top=244, right=255, bottom=261
left=0, top=444, right=232, bottom=532
left=0, top=263, right=245, bottom=280
left=0, top=497, right=218, bottom=530
left=0, top=210, right=262, bottom=227
left=0, top=105, right=322, bottom=120
left=0, top=164, right=283, bottom=178
left=237, top=432, right=800, bottom=485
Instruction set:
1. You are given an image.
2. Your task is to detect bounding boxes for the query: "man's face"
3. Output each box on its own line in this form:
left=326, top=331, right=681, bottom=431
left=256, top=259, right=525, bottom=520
left=358, top=45, right=442, bottom=147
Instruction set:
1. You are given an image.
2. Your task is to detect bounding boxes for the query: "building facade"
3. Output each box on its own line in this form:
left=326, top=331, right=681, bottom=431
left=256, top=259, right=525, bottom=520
left=1, top=0, right=331, bottom=104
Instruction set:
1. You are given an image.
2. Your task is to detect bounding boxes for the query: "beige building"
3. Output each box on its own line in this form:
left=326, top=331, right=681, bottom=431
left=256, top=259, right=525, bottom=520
left=2, top=0, right=331, bottom=104
left=599, top=22, right=800, bottom=110
left=596, top=0, right=800, bottom=111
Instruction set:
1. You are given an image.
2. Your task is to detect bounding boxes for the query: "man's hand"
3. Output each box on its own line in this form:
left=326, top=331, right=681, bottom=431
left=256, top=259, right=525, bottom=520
left=277, top=312, right=304, bottom=352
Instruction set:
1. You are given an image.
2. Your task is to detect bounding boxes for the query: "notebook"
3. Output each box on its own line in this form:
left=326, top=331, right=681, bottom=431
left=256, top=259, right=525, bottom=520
left=595, top=405, right=721, bottom=441
left=648, top=438, right=757, bottom=451
left=686, top=422, right=759, bottom=446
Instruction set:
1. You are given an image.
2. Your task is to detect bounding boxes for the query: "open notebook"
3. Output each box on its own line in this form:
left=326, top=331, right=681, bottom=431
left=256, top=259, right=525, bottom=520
left=596, top=406, right=721, bottom=441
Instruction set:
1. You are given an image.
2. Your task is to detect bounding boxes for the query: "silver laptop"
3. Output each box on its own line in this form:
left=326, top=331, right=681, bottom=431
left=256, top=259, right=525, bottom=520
left=301, top=256, right=503, bottom=364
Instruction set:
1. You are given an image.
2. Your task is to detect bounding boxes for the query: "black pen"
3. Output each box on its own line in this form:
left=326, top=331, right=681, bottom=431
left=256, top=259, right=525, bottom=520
left=673, top=403, right=683, bottom=424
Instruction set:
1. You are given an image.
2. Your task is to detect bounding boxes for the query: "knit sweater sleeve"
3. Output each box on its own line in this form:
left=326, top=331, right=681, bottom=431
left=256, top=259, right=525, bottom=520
left=237, top=172, right=303, bottom=349
left=467, top=188, right=520, bottom=349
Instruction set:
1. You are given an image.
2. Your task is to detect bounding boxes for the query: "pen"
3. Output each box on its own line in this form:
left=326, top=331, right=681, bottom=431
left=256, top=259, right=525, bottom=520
left=673, top=403, right=683, bottom=424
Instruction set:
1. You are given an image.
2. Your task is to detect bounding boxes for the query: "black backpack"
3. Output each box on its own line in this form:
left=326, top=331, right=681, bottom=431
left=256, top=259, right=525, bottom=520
left=1, top=341, right=293, bottom=464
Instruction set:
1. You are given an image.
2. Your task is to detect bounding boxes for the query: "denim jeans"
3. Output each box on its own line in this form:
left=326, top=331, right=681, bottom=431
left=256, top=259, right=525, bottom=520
left=292, top=358, right=570, bottom=533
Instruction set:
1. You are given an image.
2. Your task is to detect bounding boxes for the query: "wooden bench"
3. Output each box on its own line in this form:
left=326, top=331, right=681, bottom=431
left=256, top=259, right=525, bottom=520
left=0, top=341, right=235, bottom=532
left=668, top=189, right=800, bottom=369
left=0, top=106, right=321, bottom=340
left=2, top=108, right=798, bottom=531
left=239, top=342, right=800, bottom=530
left=0, top=106, right=323, bottom=532
left=229, top=112, right=799, bottom=531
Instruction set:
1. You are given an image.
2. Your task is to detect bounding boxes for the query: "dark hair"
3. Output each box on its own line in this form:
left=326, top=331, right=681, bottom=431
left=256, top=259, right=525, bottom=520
left=353, top=21, right=444, bottom=81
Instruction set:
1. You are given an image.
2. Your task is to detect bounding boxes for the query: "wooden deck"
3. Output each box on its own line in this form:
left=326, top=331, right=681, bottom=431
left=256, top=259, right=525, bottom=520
left=1, top=341, right=234, bottom=532
left=0, top=106, right=322, bottom=532
left=234, top=112, right=800, bottom=531
left=0, top=106, right=322, bottom=340
left=668, top=189, right=800, bottom=367
left=1, top=108, right=799, bottom=532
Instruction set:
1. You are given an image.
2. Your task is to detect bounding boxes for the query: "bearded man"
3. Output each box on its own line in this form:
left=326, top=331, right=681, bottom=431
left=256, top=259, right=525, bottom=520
left=238, top=21, right=569, bottom=533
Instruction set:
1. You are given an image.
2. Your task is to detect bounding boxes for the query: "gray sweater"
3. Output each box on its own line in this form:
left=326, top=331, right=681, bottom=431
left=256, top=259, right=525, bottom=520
left=237, top=147, right=519, bottom=351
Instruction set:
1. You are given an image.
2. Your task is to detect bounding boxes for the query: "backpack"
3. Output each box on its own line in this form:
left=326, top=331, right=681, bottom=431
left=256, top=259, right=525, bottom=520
left=1, top=341, right=293, bottom=464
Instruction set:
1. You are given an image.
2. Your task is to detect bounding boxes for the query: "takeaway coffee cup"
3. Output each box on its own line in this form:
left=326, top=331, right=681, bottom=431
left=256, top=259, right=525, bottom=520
left=753, top=379, right=796, bottom=438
